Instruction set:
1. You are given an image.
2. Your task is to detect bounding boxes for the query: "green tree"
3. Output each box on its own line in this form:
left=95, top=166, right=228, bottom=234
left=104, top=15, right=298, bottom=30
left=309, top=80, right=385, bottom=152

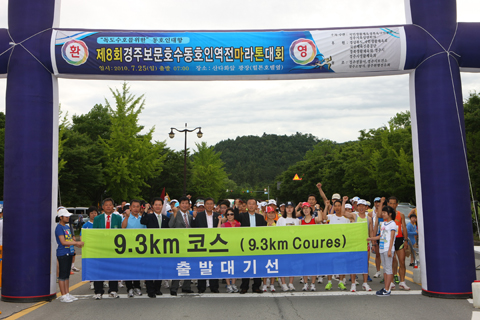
left=464, top=92, right=480, bottom=200
left=58, top=104, right=111, bottom=206
left=140, top=146, right=191, bottom=201
left=190, top=141, right=228, bottom=201
left=100, top=82, right=165, bottom=201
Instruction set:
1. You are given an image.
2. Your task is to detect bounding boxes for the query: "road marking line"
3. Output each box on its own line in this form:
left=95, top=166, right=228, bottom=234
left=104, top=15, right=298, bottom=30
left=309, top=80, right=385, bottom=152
left=74, top=290, right=423, bottom=299
left=368, top=261, right=415, bottom=283
left=472, top=311, right=480, bottom=320
left=369, top=257, right=414, bottom=275
left=3, top=281, right=89, bottom=319
left=56, top=281, right=89, bottom=297
left=3, top=302, right=49, bottom=320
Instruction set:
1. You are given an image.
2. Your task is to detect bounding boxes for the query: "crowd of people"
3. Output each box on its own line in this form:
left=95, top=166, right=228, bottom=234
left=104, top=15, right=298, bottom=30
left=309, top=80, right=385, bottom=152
left=54, top=182, right=419, bottom=302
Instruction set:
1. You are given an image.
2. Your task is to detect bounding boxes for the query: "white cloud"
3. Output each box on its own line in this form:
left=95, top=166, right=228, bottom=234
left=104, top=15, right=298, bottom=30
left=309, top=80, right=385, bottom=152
left=0, top=0, right=479, bottom=151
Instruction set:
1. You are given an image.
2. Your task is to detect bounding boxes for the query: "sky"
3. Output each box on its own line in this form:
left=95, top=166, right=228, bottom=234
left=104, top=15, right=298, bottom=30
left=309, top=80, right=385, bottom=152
left=0, top=0, right=479, bottom=152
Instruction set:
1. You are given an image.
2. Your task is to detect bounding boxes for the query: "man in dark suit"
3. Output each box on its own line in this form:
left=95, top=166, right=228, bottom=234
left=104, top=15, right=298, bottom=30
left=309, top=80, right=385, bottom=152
left=191, top=197, right=220, bottom=293
left=235, top=198, right=267, bottom=294
left=92, top=198, right=122, bottom=300
left=168, top=196, right=194, bottom=295
left=140, top=197, right=170, bottom=298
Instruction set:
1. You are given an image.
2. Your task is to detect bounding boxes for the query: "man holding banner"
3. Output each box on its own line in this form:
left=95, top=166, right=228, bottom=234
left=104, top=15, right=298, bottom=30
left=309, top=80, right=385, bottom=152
left=192, top=197, right=221, bottom=293
left=92, top=198, right=122, bottom=300
left=235, top=198, right=267, bottom=294
left=168, top=196, right=194, bottom=295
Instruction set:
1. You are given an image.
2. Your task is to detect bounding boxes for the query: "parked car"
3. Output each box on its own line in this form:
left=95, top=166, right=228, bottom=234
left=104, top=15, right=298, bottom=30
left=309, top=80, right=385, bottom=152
left=66, top=207, right=89, bottom=229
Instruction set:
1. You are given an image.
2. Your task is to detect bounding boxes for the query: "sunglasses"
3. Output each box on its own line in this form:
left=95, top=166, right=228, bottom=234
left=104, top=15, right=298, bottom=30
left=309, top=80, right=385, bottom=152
left=226, top=213, right=234, bottom=216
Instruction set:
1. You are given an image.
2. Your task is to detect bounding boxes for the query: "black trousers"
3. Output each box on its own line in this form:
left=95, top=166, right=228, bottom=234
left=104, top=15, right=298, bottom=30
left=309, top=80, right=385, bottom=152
left=146, top=280, right=162, bottom=295
left=197, top=279, right=219, bottom=292
left=125, top=280, right=141, bottom=290
left=170, top=279, right=191, bottom=292
left=94, top=280, right=118, bottom=295
left=240, top=278, right=262, bottom=291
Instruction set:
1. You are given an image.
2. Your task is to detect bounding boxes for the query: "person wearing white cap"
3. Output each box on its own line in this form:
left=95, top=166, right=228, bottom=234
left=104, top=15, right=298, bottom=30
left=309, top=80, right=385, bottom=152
left=348, top=198, right=373, bottom=292
left=55, top=209, right=84, bottom=302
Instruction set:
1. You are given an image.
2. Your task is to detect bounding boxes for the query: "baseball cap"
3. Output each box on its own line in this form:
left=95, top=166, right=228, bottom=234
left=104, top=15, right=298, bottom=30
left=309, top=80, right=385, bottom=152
left=352, top=197, right=360, bottom=202
left=374, top=197, right=381, bottom=202
left=268, top=199, right=277, bottom=206
left=345, top=203, right=352, bottom=209
left=266, top=206, right=275, bottom=213
left=57, top=208, right=72, bottom=217
left=358, top=199, right=367, bottom=206
left=285, top=201, right=295, bottom=207
left=332, top=193, right=341, bottom=200
left=196, top=201, right=205, bottom=207
left=279, top=203, right=285, bottom=207
left=261, top=202, right=267, bottom=207
left=301, top=202, right=310, bottom=208
left=366, top=201, right=371, bottom=206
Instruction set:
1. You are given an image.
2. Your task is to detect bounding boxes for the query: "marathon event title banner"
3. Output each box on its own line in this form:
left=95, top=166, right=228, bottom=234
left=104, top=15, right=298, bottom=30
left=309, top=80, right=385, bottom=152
left=53, top=27, right=406, bottom=80
left=82, top=224, right=368, bottom=281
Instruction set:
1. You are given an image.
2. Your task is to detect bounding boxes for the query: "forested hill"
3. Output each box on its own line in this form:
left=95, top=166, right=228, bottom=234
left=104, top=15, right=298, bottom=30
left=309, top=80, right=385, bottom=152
left=213, top=133, right=319, bottom=186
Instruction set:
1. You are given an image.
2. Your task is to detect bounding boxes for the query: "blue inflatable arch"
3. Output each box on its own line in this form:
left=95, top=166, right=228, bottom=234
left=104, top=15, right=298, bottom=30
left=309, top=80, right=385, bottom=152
left=0, top=0, right=478, bottom=301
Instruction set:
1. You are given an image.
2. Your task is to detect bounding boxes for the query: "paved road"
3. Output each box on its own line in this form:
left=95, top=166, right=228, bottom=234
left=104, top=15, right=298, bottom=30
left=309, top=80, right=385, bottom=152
left=0, top=252, right=477, bottom=320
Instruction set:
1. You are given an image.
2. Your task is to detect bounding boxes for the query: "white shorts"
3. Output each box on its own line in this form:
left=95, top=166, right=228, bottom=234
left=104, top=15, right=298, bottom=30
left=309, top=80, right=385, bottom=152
left=380, top=251, right=394, bottom=274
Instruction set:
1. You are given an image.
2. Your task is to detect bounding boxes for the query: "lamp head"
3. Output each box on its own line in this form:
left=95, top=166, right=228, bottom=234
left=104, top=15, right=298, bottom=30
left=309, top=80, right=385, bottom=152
left=197, top=130, right=203, bottom=138
left=169, top=130, right=175, bottom=139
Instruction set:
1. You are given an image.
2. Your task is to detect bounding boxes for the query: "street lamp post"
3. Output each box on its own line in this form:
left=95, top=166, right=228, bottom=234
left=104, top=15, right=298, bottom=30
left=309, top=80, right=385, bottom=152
left=169, top=123, right=203, bottom=196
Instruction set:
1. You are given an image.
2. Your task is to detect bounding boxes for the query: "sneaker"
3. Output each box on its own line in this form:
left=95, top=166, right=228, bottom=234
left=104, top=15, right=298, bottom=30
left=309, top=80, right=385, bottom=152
left=325, top=282, right=333, bottom=291
left=118, top=281, right=125, bottom=288
left=103, top=281, right=109, bottom=288
left=350, top=284, right=356, bottom=292
left=367, top=275, right=373, bottom=282
left=93, top=293, right=102, bottom=300
left=399, top=282, right=410, bottom=290
left=134, top=288, right=142, bottom=296
left=90, top=282, right=94, bottom=290
left=288, top=283, right=296, bottom=291
left=232, top=285, right=239, bottom=293
left=66, top=293, right=78, bottom=301
left=59, top=295, right=73, bottom=303
left=317, top=277, right=323, bottom=284
left=71, top=266, right=80, bottom=272
left=376, top=288, right=391, bottom=296
left=338, top=282, right=347, bottom=290
left=270, top=285, right=275, bottom=292
left=262, top=284, right=268, bottom=292
left=390, top=283, right=396, bottom=290
left=373, top=271, right=382, bottom=278
left=302, top=284, right=309, bottom=291
left=394, top=275, right=400, bottom=284
left=300, top=277, right=304, bottom=284
left=310, top=284, right=316, bottom=291
left=362, top=283, right=372, bottom=291
left=109, top=291, right=119, bottom=298
left=226, top=285, right=233, bottom=293
left=281, top=284, right=289, bottom=292
left=70, top=271, right=74, bottom=275
left=128, top=289, right=134, bottom=297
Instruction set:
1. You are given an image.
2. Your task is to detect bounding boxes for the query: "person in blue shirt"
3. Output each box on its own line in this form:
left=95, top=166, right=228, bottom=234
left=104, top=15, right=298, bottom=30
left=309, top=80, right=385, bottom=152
left=406, top=214, right=418, bottom=266
left=80, top=206, right=98, bottom=239
left=80, top=206, right=98, bottom=290
left=56, top=209, right=84, bottom=303
left=122, top=200, right=146, bottom=297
